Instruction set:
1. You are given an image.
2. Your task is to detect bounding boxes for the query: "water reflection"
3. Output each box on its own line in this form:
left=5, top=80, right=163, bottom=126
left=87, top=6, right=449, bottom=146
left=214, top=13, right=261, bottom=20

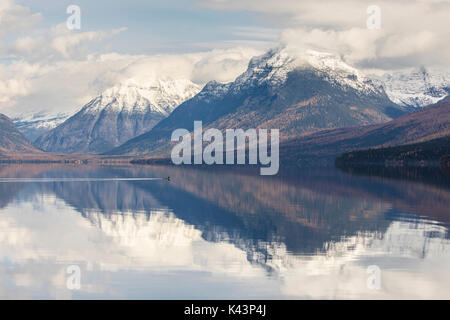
left=0, top=164, right=449, bottom=299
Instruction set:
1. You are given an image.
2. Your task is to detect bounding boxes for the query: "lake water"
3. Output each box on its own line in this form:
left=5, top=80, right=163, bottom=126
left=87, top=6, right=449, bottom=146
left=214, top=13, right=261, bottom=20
left=0, top=164, right=449, bottom=299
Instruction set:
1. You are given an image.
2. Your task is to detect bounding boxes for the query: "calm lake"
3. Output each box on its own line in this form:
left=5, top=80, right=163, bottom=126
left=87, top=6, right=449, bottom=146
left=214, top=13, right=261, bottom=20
left=0, top=164, right=449, bottom=299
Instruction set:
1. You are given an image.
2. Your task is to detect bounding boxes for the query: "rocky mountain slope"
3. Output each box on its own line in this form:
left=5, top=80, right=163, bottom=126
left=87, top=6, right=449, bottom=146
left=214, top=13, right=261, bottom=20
left=279, top=98, right=450, bottom=164
left=106, top=48, right=406, bottom=156
left=34, top=79, right=200, bottom=154
left=0, top=113, right=42, bottom=155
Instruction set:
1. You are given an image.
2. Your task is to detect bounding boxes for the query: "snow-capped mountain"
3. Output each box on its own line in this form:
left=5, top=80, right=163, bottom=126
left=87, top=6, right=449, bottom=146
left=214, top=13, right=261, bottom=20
left=370, top=67, right=450, bottom=108
left=233, top=48, right=384, bottom=95
left=35, top=79, right=201, bottom=154
left=108, top=47, right=406, bottom=156
left=84, top=78, right=200, bottom=115
left=13, top=113, right=69, bottom=142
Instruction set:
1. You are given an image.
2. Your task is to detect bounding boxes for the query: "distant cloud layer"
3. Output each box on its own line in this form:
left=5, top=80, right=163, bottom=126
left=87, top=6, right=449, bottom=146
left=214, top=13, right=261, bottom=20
left=200, top=0, right=450, bottom=68
left=1, top=0, right=449, bottom=117
left=0, top=0, right=260, bottom=117
left=0, top=0, right=41, bottom=39
left=0, top=48, right=260, bottom=117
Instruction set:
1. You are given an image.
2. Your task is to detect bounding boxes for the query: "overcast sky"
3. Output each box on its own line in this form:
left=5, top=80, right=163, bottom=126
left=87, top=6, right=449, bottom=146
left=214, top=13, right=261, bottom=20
left=1, top=0, right=449, bottom=117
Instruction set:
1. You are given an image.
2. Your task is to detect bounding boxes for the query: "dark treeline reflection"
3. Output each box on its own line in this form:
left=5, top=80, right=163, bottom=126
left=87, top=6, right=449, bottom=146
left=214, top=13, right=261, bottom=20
left=1, top=164, right=449, bottom=263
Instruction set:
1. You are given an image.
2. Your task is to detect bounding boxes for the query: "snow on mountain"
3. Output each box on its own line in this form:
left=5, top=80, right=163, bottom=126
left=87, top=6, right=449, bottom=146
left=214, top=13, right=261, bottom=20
left=84, top=78, right=201, bottom=115
left=232, top=47, right=383, bottom=95
left=108, top=47, right=405, bottom=156
left=13, top=113, right=70, bottom=142
left=12, top=78, right=200, bottom=142
left=237, top=48, right=450, bottom=108
left=34, top=78, right=201, bottom=154
left=369, top=67, right=450, bottom=108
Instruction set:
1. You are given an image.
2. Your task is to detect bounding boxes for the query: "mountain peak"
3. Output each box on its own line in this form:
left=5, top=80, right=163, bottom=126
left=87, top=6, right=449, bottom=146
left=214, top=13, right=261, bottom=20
left=85, top=78, right=201, bottom=115
left=233, top=47, right=381, bottom=95
left=35, top=78, right=201, bottom=154
left=107, top=47, right=405, bottom=156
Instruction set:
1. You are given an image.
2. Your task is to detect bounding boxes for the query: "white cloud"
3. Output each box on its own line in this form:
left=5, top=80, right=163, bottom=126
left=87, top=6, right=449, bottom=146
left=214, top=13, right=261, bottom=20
left=0, top=1, right=259, bottom=118
left=0, top=0, right=42, bottom=39
left=280, top=27, right=384, bottom=64
left=378, top=31, right=437, bottom=58
left=0, top=48, right=260, bottom=118
left=116, top=47, right=262, bottom=84
left=79, top=47, right=261, bottom=96
left=4, top=24, right=128, bottom=63
left=50, top=25, right=127, bottom=59
left=199, top=0, right=450, bottom=69
left=2, top=0, right=449, bottom=119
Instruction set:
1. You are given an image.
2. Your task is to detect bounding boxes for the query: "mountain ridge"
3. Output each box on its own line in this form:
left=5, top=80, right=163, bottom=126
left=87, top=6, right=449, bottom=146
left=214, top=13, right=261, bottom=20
left=106, top=48, right=406, bottom=156
left=34, top=79, right=201, bottom=154
left=370, top=66, right=450, bottom=108
left=279, top=97, right=450, bottom=164
left=0, top=113, right=42, bottom=155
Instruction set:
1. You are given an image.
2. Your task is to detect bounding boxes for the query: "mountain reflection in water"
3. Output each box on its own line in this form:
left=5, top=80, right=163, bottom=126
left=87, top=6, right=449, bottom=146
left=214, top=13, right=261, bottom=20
left=0, top=164, right=449, bottom=299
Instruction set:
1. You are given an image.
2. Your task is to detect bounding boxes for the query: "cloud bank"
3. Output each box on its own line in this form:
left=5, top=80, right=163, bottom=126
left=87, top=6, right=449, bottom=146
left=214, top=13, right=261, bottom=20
left=1, top=0, right=450, bottom=118
left=0, top=1, right=261, bottom=117
left=200, top=0, right=450, bottom=69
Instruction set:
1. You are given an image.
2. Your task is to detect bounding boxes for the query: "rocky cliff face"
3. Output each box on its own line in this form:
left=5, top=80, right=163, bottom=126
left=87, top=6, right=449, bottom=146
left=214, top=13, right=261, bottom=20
left=0, top=113, right=41, bottom=155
